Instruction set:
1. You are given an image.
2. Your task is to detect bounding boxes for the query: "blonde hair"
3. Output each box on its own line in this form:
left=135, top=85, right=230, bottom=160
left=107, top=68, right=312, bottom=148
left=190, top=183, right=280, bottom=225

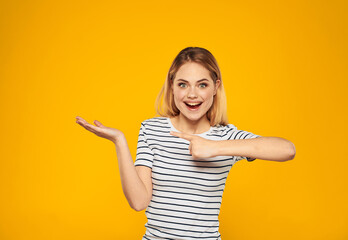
left=154, top=47, right=229, bottom=126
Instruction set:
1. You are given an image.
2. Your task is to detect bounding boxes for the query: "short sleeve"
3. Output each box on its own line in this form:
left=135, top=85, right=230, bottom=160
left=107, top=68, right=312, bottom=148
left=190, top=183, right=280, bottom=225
left=223, top=124, right=262, bottom=162
left=134, top=122, right=155, bottom=169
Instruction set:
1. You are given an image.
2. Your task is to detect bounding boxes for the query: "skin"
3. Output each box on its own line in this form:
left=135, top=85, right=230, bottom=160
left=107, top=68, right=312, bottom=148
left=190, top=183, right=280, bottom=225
left=75, top=118, right=122, bottom=143
left=170, top=61, right=221, bottom=134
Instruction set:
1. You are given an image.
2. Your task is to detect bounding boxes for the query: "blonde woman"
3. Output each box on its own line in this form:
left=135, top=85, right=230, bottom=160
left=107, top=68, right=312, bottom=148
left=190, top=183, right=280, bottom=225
left=76, top=47, right=296, bottom=240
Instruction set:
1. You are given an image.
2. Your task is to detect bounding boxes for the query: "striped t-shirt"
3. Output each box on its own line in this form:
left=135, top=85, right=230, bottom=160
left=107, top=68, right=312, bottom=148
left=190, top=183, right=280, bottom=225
left=134, top=117, right=261, bottom=240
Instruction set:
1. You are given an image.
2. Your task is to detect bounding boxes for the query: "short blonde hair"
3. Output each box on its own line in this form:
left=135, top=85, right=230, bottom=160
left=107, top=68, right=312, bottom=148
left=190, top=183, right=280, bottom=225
left=155, top=47, right=229, bottom=126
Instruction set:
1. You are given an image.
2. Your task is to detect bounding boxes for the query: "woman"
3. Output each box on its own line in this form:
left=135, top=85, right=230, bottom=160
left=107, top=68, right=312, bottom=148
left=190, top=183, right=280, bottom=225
left=76, top=47, right=296, bottom=239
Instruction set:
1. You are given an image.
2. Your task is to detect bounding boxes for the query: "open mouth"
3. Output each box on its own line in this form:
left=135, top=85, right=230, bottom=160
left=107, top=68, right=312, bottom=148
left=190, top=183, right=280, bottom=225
left=185, top=102, right=202, bottom=110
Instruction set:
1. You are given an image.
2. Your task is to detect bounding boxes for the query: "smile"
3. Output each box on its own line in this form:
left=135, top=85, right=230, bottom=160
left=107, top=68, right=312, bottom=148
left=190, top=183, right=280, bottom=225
left=184, top=102, right=202, bottom=110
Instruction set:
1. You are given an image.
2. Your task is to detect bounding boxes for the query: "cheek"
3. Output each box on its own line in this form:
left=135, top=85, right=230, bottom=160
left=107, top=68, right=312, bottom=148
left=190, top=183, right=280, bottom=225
left=201, top=91, right=214, bottom=100
left=173, top=89, right=186, bottom=100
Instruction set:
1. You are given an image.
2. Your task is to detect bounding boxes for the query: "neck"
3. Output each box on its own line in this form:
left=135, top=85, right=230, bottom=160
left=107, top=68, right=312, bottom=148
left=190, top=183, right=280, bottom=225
left=171, top=114, right=211, bottom=134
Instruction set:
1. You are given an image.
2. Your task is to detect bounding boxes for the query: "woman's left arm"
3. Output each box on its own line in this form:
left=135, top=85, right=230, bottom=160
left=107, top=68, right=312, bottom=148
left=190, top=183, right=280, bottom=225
left=216, top=137, right=296, bottom=162
left=170, top=131, right=296, bottom=162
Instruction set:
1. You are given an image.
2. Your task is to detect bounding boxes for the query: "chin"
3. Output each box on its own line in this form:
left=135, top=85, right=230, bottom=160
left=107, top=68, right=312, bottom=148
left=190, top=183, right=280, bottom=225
left=180, top=110, right=207, bottom=122
left=177, top=102, right=210, bottom=121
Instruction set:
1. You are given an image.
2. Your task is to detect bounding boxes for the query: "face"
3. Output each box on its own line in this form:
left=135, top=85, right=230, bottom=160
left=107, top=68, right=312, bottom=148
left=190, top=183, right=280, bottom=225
left=171, top=62, right=221, bottom=122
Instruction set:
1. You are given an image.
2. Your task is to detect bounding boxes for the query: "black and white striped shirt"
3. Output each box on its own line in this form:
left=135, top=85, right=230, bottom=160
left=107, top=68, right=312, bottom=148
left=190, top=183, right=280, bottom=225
left=134, top=117, right=261, bottom=240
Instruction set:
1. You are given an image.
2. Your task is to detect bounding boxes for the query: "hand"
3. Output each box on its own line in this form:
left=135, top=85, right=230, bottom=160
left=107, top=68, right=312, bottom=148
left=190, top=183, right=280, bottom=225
left=75, top=116, right=124, bottom=144
left=170, top=131, right=219, bottom=159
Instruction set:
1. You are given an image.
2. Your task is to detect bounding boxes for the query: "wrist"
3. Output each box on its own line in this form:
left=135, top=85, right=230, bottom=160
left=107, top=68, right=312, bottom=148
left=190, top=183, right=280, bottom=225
left=212, top=140, right=223, bottom=157
left=215, top=140, right=238, bottom=156
left=217, top=139, right=254, bottom=157
left=113, top=133, right=126, bottom=145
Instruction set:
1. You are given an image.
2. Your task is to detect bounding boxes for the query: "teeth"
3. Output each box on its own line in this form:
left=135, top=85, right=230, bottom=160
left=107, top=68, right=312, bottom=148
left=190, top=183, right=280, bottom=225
left=186, top=102, right=201, bottom=106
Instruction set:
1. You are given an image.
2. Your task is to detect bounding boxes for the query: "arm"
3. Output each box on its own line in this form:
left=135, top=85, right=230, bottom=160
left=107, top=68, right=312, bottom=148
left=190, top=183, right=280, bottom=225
left=114, top=134, right=152, bottom=211
left=75, top=116, right=151, bottom=211
left=215, top=137, right=296, bottom=162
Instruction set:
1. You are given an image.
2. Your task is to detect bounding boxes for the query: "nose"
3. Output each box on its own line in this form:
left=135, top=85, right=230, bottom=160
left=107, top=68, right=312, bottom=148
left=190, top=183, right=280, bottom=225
left=187, top=86, right=198, bottom=98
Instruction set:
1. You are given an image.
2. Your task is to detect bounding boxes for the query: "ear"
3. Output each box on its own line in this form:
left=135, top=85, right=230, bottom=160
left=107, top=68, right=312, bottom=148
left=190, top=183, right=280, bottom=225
left=214, top=79, right=221, bottom=95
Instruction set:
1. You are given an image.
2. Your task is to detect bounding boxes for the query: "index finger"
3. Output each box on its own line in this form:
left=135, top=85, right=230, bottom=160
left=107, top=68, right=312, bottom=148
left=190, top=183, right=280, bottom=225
left=170, top=131, right=194, bottom=141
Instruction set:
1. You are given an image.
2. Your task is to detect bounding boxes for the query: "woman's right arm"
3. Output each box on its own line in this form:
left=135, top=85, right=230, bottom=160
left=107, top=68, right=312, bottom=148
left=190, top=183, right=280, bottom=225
left=75, top=116, right=152, bottom=211
left=114, top=135, right=153, bottom=211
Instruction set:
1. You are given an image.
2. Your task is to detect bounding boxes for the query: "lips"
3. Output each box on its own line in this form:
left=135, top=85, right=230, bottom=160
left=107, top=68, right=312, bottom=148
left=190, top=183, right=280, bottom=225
left=184, top=102, right=202, bottom=106
left=184, top=102, right=203, bottom=111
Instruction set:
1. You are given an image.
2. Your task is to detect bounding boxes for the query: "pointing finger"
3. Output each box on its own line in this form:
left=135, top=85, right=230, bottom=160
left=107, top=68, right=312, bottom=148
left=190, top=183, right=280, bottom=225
left=170, top=131, right=194, bottom=141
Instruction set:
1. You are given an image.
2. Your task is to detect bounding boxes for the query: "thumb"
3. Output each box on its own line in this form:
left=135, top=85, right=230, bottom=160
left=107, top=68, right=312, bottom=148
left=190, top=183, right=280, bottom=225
left=94, top=120, right=105, bottom=128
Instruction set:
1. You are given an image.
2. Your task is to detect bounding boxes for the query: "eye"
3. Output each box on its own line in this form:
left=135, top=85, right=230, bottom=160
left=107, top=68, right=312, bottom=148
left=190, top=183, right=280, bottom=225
left=178, top=83, right=186, bottom=88
left=199, top=83, right=207, bottom=88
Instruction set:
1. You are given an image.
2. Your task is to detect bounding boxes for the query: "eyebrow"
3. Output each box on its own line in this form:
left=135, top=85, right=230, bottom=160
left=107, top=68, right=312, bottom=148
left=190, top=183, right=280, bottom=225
left=176, top=78, right=210, bottom=83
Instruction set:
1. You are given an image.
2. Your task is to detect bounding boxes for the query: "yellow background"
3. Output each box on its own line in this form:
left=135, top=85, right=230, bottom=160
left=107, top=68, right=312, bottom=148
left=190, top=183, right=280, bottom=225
left=1, top=0, right=347, bottom=239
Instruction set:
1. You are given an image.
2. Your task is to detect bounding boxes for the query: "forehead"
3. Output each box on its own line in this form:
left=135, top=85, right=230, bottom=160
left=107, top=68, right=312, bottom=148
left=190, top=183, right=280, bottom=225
left=174, top=62, right=212, bottom=82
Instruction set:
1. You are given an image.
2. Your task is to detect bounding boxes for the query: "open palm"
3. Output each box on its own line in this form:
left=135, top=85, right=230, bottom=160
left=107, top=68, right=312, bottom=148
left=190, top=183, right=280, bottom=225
left=75, top=116, right=123, bottom=143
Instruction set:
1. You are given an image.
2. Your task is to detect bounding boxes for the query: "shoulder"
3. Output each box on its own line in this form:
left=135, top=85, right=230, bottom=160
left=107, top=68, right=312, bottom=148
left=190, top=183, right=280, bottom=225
left=209, top=123, right=239, bottom=140
left=139, top=117, right=169, bottom=134
left=141, top=116, right=167, bottom=126
left=211, top=123, right=237, bottom=134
